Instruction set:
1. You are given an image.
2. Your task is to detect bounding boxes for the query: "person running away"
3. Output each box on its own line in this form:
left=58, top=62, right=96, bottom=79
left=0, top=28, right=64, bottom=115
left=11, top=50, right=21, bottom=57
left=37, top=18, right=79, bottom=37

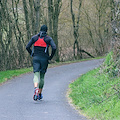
left=26, top=25, right=56, bottom=101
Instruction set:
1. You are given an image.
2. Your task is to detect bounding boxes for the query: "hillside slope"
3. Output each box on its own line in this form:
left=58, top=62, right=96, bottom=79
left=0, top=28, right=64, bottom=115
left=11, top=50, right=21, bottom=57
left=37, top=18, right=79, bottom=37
left=69, top=52, right=120, bottom=120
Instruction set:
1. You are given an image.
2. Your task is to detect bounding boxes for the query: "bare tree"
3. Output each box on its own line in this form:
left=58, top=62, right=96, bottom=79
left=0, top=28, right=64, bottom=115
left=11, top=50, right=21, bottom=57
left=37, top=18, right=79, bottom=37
left=48, top=0, right=53, bottom=38
left=70, top=0, right=82, bottom=59
left=22, top=0, right=31, bottom=40
left=0, top=0, right=13, bottom=70
left=12, top=0, right=26, bottom=68
left=29, top=0, right=36, bottom=35
left=28, top=0, right=44, bottom=34
left=94, top=0, right=111, bottom=55
left=111, top=0, right=120, bottom=76
left=70, top=0, right=94, bottom=59
left=48, top=0, right=62, bottom=62
left=0, top=0, right=115, bottom=71
left=34, top=0, right=41, bottom=34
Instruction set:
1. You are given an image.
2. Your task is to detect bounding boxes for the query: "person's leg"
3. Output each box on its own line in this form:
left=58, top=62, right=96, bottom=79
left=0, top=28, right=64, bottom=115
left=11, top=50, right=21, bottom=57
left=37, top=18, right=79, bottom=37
left=38, top=72, right=45, bottom=100
left=39, top=72, right=45, bottom=94
left=33, top=57, right=40, bottom=88
left=33, top=72, right=40, bottom=100
left=33, top=72, right=40, bottom=88
left=38, top=58, right=48, bottom=99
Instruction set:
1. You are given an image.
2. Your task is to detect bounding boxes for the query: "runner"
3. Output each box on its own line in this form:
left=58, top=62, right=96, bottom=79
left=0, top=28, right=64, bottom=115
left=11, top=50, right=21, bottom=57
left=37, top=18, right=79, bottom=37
left=26, top=25, right=56, bottom=101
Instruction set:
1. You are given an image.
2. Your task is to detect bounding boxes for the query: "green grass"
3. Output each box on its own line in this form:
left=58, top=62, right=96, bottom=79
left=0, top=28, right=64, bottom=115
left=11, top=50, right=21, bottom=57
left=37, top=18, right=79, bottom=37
left=69, top=53, right=120, bottom=120
left=0, top=56, right=104, bottom=84
left=0, top=67, right=32, bottom=84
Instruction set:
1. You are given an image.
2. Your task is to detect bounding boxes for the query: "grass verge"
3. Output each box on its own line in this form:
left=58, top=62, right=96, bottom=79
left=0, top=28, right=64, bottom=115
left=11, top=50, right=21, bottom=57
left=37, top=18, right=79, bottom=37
left=69, top=54, right=120, bottom=120
left=0, top=56, right=104, bottom=84
left=0, top=67, right=33, bottom=84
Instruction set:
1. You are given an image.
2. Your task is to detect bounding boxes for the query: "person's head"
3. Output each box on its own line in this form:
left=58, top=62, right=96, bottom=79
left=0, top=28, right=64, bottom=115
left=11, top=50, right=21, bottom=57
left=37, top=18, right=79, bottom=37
left=40, top=25, right=48, bottom=32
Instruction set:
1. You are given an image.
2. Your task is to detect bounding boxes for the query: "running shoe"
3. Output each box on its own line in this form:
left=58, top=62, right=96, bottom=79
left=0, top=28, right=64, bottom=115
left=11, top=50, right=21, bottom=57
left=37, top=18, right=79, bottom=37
left=33, top=88, right=39, bottom=101
left=38, top=93, right=43, bottom=100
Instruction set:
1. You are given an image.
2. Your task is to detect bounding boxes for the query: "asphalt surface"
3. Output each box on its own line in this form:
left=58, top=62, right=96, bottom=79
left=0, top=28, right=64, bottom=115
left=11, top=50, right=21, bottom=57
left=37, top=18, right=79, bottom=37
left=0, top=59, right=103, bottom=120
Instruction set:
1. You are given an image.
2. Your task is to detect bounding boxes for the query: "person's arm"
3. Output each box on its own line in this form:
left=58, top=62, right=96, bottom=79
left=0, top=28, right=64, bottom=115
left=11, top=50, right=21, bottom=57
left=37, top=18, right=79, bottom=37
left=26, top=37, right=34, bottom=55
left=49, top=38, right=56, bottom=60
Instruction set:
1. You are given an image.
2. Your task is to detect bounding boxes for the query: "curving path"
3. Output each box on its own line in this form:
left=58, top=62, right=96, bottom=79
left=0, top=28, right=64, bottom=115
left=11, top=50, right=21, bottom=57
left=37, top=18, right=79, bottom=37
left=0, top=59, right=103, bottom=120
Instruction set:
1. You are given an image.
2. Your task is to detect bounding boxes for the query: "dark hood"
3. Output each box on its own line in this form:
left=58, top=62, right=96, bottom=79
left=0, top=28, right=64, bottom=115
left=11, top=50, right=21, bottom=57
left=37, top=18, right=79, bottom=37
left=39, top=25, right=48, bottom=37
left=40, top=25, right=48, bottom=32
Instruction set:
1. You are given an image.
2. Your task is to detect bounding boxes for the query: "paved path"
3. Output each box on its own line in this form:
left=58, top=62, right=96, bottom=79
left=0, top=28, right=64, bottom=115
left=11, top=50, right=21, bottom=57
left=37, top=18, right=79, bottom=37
left=0, top=59, right=103, bottom=120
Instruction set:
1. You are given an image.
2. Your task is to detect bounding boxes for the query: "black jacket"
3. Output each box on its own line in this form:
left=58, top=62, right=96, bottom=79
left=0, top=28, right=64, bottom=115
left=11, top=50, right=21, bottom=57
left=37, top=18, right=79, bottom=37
left=26, top=31, right=56, bottom=60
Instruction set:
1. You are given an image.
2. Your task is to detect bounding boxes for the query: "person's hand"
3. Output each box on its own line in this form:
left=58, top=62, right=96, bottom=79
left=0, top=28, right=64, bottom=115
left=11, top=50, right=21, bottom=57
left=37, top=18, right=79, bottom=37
left=48, top=60, right=51, bottom=64
left=31, top=53, right=34, bottom=57
left=48, top=57, right=51, bottom=60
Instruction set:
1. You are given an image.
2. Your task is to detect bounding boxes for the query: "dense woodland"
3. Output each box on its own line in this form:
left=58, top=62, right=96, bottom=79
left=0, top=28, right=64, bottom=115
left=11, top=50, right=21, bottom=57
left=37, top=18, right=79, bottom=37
left=0, top=0, right=119, bottom=72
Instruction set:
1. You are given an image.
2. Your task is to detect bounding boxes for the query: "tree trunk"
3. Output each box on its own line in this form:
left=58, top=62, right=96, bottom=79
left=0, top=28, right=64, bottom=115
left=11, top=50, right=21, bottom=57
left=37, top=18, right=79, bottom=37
left=48, top=0, right=53, bottom=37
left=12, top=0, right=25, bottom=68
left=34, top=0, right=40, bottom=34
left=22, top=0, right=31, bottom=40
left=70, top=0, right=82, bottom=59
left=29, top=0, right=35, bottom=35
left=53, top=13, right=59, bottom=61
left=48, top=0, right=62, bottom=61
